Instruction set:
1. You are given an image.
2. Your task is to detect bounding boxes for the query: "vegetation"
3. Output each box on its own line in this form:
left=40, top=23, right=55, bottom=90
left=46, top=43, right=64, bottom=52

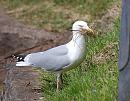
left=0, top=0, right=120, bottom=101
left=41, top=18, right=119, bottom=101
left=1, top=0, right=118, bottom=32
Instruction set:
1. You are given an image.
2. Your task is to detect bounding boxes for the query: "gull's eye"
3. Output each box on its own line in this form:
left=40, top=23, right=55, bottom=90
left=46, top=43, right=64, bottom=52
left=78, top=25, right=84, bottom=27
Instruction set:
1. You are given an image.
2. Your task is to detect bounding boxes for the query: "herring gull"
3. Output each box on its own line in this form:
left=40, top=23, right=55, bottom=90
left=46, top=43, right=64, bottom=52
left=13, top=21, right=94, bottom=91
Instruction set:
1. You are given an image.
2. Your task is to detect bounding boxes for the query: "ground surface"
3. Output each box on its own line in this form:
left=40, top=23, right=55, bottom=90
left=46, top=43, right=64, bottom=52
left=0, top=9, right=70, bottom=101
left=0, top=0, right=120, bottom=101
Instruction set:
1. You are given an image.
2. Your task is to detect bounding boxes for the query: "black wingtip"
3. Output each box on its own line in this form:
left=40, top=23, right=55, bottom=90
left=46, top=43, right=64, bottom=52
left=12, top=54, right=26, bottom=62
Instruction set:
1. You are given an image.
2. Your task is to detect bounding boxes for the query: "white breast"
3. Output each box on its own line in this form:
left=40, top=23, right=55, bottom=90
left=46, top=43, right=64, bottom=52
left=66, top=35, right=86, bottom=63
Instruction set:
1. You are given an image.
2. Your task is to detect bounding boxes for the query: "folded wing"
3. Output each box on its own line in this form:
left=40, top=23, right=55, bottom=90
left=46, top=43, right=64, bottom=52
left=26, top=45, right=71, bottom=71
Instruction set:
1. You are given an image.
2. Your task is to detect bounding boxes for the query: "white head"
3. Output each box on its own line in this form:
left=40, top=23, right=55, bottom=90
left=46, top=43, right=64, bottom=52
left=72, top=21, right=88, bottom=31
left=72, top=20, right=94, bottom=37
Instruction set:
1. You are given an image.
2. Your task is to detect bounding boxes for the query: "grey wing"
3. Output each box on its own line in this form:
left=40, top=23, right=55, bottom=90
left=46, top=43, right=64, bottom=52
left=27, top=45, right=71, bottom=71
left=44, top=45, right=68, bottom=55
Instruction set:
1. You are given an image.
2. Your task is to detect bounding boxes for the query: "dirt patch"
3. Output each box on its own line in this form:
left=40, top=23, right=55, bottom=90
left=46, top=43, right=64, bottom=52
left=3, top=59, right=44, bottom=101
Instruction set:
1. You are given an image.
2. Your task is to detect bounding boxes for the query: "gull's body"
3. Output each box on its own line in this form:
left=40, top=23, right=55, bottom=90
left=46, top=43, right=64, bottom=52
left=16, top=32, right=86, bottom=72
left=14, top=21, right=94, bottom=91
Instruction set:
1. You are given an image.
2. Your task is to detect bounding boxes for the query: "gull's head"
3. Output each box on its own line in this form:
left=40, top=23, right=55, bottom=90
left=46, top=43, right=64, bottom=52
left=72, top=20, right=94, bottom=37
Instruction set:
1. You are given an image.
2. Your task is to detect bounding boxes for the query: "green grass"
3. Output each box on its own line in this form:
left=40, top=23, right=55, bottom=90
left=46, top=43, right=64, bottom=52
left=0, top=0, right=118, bottom=32
left=40, top=18, right=119, bottom=101
left=3, top=0, right=116, bottom=18
left=53, top=0, right=116, bottom=18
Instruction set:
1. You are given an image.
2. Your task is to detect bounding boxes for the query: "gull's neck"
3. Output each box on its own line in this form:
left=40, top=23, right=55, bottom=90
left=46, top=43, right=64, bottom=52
left=66, top=31, right=86, bottom=49
left=66, top=31, right=86, bottom=62
left=72, top=31, right=81, bottom=41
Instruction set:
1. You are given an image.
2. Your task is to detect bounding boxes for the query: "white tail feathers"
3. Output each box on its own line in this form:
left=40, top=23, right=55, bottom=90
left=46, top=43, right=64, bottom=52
left=16, top=62, right=31, bottom=66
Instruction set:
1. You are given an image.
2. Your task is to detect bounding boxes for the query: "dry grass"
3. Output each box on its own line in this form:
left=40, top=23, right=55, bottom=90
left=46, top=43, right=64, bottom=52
left=92, top=42, right=118, bottom=64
